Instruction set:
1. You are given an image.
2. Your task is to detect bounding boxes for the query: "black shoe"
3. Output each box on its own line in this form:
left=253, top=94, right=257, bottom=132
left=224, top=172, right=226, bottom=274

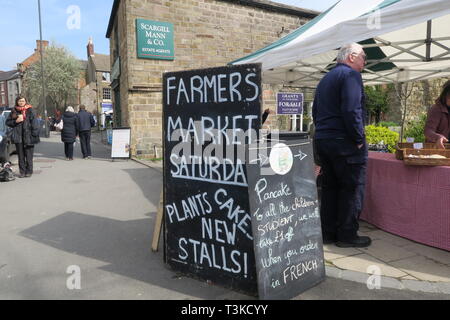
left=25, top=173, right=32, bottom=178
left=17, top=173, right=26, bottom=178
left=336, top=236, right=372, bottom=248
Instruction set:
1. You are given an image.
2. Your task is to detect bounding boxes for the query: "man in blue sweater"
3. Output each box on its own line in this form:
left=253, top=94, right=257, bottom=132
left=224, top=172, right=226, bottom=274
left=77, top=105, right=96, bottom=159
left=312, top=43, right=371, bottom=248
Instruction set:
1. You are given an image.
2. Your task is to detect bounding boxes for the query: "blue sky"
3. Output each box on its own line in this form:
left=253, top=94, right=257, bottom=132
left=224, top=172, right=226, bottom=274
left=0, top=0, right=337, bottom=71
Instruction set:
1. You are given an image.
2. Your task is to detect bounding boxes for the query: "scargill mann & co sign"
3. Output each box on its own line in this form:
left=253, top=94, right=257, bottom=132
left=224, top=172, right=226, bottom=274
left=136, top=19, right=174, bottom=60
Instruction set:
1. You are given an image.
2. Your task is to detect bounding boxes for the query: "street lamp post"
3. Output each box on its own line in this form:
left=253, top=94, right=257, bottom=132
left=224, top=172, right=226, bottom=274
left=38, top=0, right=49, bottom=137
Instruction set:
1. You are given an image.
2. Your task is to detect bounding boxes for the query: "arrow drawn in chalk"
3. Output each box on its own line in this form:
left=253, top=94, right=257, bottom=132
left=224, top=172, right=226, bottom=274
left=249, top=153, right=269, bottom=167
left=253, top=208, right=263, bottom=221
left=294, top=149, right=308, bottom=161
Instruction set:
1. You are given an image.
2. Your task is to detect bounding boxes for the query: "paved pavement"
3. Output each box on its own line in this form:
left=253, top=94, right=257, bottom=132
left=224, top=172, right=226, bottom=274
left=0, top=131, right=449, bottom=300
left=135, top=158, right=450, bottom=296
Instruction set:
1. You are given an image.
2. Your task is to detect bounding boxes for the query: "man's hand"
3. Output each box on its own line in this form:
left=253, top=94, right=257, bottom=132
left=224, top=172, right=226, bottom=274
left=436, top=136, right=449, bottom=149
left=357, top=143, right=364, bottom=149
left=264, top=108, right=273, bottom=114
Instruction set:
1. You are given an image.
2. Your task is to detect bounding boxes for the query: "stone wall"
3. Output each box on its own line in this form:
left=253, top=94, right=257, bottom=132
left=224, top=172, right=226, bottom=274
left=111, top=0, right=314, bottom=157
left=385, top=77, right=450, bottom=125
left=110, top=0, right=131, bottom=131
left=79, top=76, right=111, bottom=117
left=96, top=72, right=112, bottom=118
left=80, top=83, right=97, bottom=113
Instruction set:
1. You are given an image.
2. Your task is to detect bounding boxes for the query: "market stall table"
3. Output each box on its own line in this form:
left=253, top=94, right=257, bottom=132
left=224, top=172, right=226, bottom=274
left=360, top=152, right=450, bottom=252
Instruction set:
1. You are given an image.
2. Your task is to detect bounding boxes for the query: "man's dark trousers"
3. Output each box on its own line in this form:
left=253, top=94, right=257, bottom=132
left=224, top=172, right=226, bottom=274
left=79, top=131, right=92, bottom=158
left=315, top=138, right=367, bottom=242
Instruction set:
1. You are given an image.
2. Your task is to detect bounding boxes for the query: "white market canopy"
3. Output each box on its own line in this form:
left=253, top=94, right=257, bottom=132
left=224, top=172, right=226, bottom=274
left=231, top=0, right=450, bottom=87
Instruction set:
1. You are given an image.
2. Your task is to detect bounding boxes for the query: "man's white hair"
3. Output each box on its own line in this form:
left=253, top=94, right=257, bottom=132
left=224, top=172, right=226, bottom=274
left=66, top=106, right=75, bottom=113
left=336, top=43, right=364, bottom=63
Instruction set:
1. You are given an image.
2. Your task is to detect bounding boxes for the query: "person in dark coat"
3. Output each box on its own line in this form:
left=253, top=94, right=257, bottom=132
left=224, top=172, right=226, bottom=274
left=312, top=43, right=371, bottom=248
left=77, top=104, right=95, bottom=159
left=262, top=108, right=272, bottom=125
left=424, top=80, right=450, bottom=149
left=59, top=106, right=78, bottom=160
left=6, top=95, right=40, bottom=178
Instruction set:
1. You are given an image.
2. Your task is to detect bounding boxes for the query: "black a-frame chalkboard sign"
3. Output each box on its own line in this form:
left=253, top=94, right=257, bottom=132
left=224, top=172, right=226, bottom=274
left=246, top=138, right=325, bottom=299
left=162, top=63, right=324, bottom=299
left=163, top=64, right=262, bottom=295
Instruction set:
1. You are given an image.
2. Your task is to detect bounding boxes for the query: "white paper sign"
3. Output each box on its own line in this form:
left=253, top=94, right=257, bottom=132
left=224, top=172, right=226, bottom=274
left=269, top=143, right=293, bottom=175
left=406, top=137, right=415, bottom=143
left=111, top=128, right=131, bottom=158
left=413, top=143, right=423, bottom=150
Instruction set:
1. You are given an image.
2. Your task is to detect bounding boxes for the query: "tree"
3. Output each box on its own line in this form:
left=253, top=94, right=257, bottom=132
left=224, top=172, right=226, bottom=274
left=365, top=85, right=390, bottom=125
left=394, top=81, right=414, bottom=142
left=24, top=44, right=81, bottom=115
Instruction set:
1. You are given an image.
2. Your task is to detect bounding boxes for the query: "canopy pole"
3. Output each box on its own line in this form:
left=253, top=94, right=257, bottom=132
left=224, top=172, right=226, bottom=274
left=426, top=20, right=432, bottom=61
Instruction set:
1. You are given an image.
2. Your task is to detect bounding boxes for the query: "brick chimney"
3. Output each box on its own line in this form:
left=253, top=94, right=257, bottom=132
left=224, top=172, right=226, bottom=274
left=35, top=40, right=49, bottom=52
left=87, top=37, right=94, bottom=57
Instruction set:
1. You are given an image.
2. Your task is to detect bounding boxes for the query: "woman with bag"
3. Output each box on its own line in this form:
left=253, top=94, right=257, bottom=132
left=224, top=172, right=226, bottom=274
left=6, top=95, right=40, bottom=178
left=60, top=106, right=78, bottom=160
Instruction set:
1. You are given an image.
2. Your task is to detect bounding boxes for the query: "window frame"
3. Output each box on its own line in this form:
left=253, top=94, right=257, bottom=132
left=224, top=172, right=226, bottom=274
left=102, top=87, right=112, bottom=101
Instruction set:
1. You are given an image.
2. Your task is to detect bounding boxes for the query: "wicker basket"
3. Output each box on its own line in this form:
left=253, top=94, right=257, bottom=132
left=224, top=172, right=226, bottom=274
left=395, top=142, right=450, bottom=160
left=403, top=148, right=450, bottom=166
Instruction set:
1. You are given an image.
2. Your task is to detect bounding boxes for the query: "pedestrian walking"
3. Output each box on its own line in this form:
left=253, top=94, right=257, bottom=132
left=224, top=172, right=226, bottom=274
left=312, top=43, right=371, bottom=248
left=6, top=95, right=40, bottom=178
left=77, top=104, right=95, bottom=159
left=59, top=106, right=78, bottom=161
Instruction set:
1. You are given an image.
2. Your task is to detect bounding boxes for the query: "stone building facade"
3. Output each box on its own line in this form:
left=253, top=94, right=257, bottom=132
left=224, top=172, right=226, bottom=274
left=0, top=70, right=21, bottom=107
left=106, top=0, right=317, bottom=157
left=80, top=38, right=112, bottom=119
left=6, top=71, right=22, bottom=108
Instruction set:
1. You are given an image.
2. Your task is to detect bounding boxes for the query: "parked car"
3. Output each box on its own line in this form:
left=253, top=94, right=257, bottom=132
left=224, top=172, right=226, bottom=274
left=0, top=114, right=13, bottom=164
left=1, top=106, right=11, bottom=115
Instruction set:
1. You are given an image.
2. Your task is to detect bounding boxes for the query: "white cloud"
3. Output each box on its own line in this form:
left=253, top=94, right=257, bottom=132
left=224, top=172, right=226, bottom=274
left=0, top=45, right=33, bottom=71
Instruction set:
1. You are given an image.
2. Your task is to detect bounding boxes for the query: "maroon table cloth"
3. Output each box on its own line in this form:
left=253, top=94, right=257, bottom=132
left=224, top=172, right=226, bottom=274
left=360, top=152, right=450, bottom=251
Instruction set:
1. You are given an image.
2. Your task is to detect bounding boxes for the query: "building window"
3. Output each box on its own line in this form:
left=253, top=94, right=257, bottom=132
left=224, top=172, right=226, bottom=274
left=1, top=95, right=5, bottom=105
left=0, top=83, right=4, bottom=92
left=103, top=88, right=112, bottom=101
left=102, top=72, right=111, bottom=82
